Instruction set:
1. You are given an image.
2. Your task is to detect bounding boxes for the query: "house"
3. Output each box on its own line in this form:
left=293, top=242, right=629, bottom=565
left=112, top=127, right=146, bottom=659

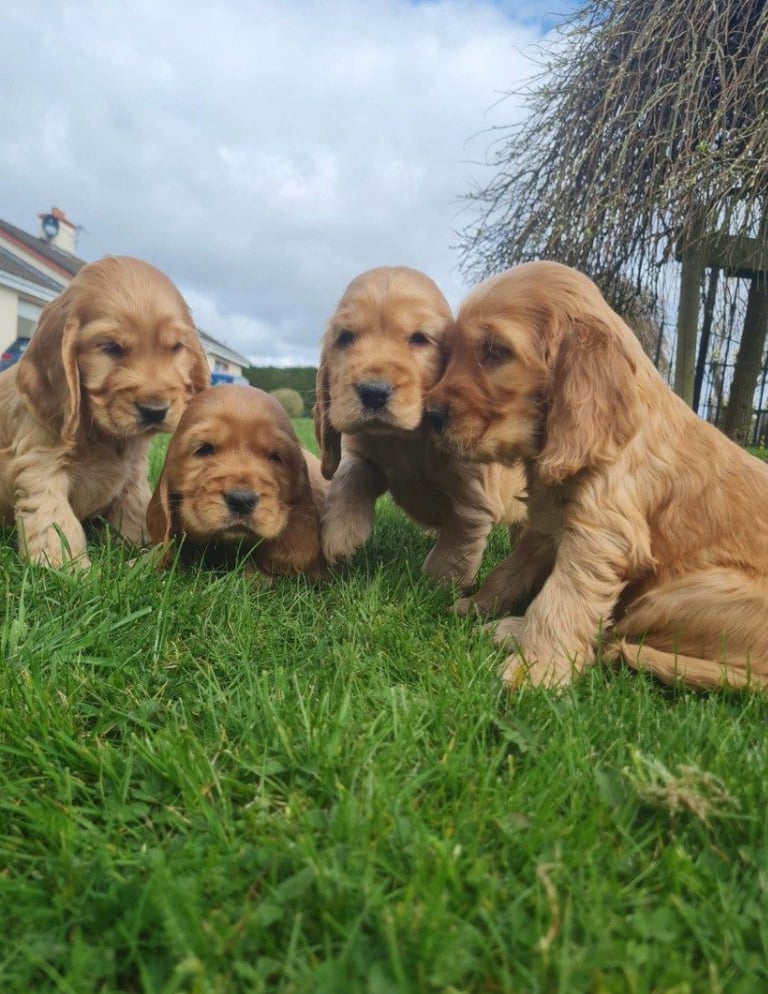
left=197, top=330, right=251, bottom=382
left=0, top=209, right=251, bottom=377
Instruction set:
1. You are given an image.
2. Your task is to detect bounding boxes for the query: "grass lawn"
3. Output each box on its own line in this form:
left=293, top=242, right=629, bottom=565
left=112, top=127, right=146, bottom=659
left=1, top=418, right=767, bottom=993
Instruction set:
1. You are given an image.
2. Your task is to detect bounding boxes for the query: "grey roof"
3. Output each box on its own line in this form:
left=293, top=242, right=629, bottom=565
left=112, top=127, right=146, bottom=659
left=0, top=217, right=86, bottom=278
left=0, top=217, right=251, bottom=367
left=0, top=245, right=67, bottom=293
left=198, top=328, right=251, bottom=368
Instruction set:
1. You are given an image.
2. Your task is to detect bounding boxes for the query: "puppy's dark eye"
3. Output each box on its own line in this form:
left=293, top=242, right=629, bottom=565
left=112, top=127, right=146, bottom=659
left=170, top=341, right=184, bottom=354
left=194, top=442, right=216, bottom=457
left=336, top=329, right=356, bottom=348
left=481, top=341, right=513, bottom=366
left=268, top=451, right=283, bottom=464
left=102, top=341, right=125, bottom=357
left=409, top=331, right=431, bottom=346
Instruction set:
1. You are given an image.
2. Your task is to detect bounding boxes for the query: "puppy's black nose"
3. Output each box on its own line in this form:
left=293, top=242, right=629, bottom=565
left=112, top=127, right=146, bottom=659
left=136, top=402, right=169, bottom=426
left=224, top=489, right=259, bottom=516
left=425, top=406, right=449, bottom=433
left=356, top=380, right=392, bottom=411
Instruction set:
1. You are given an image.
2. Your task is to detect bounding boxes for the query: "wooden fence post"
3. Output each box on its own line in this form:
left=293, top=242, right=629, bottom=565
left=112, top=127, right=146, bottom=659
left=674, top=219, right=705, bottom=406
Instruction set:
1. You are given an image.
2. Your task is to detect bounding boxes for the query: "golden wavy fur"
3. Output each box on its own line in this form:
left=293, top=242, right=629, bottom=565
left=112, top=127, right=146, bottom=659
left=425, top=260, right=768, bottom=691
left=0, top=256, right=209, bottom=566
left=147, top=385, right=327, bottom=578
left=314, top=266, right=527, bottom=586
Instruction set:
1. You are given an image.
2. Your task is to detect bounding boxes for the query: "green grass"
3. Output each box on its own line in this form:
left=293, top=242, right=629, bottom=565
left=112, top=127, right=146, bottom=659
left=1, top=419, right=767, bottom=993
left=746, top=445, right=768, bottom=462
left=292, top=417, right=317, bottom=452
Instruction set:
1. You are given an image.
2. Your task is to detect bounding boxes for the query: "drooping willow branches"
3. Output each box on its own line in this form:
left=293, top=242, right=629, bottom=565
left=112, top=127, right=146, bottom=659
left=459, top=0, right=768, bottom=323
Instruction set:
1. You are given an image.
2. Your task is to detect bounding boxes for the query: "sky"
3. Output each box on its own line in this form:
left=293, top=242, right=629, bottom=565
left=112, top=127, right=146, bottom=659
left=2, top=0, right=574, bottom=366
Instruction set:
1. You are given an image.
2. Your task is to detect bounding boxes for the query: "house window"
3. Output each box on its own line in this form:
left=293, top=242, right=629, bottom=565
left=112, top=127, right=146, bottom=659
left=18, top=300, right=43, bottom=340
left=213, top=360, right=230, bottom=373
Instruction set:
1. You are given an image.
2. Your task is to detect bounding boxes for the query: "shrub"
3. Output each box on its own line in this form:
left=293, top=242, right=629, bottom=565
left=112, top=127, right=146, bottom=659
left=246, top=366, right=317, bottom=409
left=270, top=387, right=305, bottom=418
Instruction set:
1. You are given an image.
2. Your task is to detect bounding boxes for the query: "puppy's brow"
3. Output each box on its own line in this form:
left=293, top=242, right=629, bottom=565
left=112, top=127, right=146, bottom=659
left=159, top=318, right=193, bottom=340
left=187, top=421, right=224, bottom=444
left=81, top=319, right=125, bottom=340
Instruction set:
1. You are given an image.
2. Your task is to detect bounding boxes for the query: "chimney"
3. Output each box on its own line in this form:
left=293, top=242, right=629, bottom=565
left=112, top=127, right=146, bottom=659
left=38, top=207, right=79, bottom=254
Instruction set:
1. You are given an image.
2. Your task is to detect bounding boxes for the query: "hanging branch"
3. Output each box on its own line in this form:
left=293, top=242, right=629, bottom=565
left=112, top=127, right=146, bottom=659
left=459, top=0, right=768, bottom=323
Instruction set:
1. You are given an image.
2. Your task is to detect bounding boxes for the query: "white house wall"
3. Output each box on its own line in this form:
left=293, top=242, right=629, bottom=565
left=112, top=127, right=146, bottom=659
left=0, top=285, right=18, bottom=351
left=0, top=275, right=60, bottom=352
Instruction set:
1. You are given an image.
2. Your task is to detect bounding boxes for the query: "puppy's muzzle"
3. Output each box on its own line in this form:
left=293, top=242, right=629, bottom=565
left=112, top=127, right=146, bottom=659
left=356, top=380, right=392, bottom=412
left=224, top=489, right=259, bottom=516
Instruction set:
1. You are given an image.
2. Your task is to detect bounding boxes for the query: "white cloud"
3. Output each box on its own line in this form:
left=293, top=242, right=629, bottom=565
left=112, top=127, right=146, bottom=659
left=1, top=0, right=562, bottom=365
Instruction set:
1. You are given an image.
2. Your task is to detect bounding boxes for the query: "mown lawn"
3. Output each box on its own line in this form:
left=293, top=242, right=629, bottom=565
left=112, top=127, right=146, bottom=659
left=1, top=419, right=767, bottom=993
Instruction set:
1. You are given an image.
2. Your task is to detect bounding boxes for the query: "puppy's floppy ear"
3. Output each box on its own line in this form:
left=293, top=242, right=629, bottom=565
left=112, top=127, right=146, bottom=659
left=263, top=450, right=326, bottom=577
left=186, top=325, right=212, bottom=395
left=314, top=349, right=341, bottom=479
left=146, top=467, right=176, bottom=545
left=16, top=290, right=82, bottom=441
left=146, top=470, right=183, bottom=568
left=537, top=315, right=639, bottom=484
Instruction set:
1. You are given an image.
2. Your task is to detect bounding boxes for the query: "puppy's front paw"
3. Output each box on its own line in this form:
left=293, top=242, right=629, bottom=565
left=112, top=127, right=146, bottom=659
left=451, top=595, right=498, bottom=618
left=485, top=615, right=527, bottom=648
left=422, top=546, right=478, bottom=590
left=34, top=540, right=91, bottom=571
left=451, top=596, right=474, bottom=616
left=492, top=617, right=577, bottom=690
left=321, top=513, right=372, bottom=563
left=499, top=649, right=575, bottom=691
left=500, top=652, right=530, bottom=690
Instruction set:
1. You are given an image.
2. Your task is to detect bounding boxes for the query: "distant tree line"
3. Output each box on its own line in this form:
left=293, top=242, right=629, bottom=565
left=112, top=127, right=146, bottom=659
left=244, top=367, right=317, bottom=413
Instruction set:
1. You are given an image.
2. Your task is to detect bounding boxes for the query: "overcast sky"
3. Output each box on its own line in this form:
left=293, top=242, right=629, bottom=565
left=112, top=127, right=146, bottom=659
left=2, top=1, right=572, bottom=366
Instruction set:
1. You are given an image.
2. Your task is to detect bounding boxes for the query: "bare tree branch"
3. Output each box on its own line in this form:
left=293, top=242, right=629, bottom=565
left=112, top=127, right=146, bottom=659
left=459, top=0, right=768, bottom=330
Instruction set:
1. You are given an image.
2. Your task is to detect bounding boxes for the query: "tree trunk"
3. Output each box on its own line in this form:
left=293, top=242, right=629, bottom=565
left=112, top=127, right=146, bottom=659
left=693, top=267, right=719, bottom=414
left=722, top=272, right=768, bottom=445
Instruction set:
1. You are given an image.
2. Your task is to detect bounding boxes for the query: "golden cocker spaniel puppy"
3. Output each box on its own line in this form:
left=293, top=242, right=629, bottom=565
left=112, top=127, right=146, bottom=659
left=147, top=385, right=328, bottom=578
left=0, top=255, right=209, bottom=567
left=314, top=266, right=527, bottom=587
left=426, top=260, right=768, bottom=691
